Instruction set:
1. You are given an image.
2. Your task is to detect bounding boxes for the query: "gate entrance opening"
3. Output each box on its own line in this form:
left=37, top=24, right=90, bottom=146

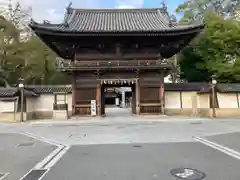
left=100, top=79, right=136, bottom=117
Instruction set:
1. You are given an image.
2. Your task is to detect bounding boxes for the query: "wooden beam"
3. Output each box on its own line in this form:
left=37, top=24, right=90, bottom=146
left=96, top=84, right=101, bottom=116
left=75, top=53, right=161, bottom=60
left=237, top=92, right=239, bottom=108
left=72, top=72, right=76, bottom=116
left=136, top=79, right=140, bottom=115
left=160, top=79, right=165, bottom=114
left=180, top=91, right=183, bottom=109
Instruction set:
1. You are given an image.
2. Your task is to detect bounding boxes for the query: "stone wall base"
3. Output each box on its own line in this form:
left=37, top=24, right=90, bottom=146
left=216, top=109, right=240, bottom=118
left=27, top=111, right=73, bottom=120
left=0, top=112, right=26, bottom=122
left=1, top=109, right=240, bottom=122
left=165, top=109, right=194, bottom=116
left=166, top=108, right=240, bottom=118
left=53, top=110, right=68, bottom=120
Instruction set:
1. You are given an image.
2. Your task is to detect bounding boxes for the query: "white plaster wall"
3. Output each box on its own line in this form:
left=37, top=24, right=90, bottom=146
left=26, top=97, right=36, bottom=112
left=182, top=92, right=197, bottom=108
left=198, top=94, right=209, bottom=108
left=34, top=94, right=54, bottom=111
left=165, top=92, right=181, bottom=109
left=0, top=101, right=15, bottom=112
left=67, top=94, right=72, bottom=111
left=28, top=94, right=72, bottom=112
left=218, top=93, right=238, bottom=108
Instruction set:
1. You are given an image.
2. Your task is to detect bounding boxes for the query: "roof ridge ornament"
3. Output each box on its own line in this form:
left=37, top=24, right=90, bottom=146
left=63, top=2, right=72, bottom=27
left=30, top=18, right=37, bottom=25
left=169, top=14, right=177, bottom=27
left=43, top=20, right=50, bottom=24
left=66, top=2, right=72, bottom=14
left=161, top=0, right=167, bottom=13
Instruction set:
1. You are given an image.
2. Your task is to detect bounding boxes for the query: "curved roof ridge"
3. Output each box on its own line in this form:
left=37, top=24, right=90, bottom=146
left=67, top=7, right=165, bottom=13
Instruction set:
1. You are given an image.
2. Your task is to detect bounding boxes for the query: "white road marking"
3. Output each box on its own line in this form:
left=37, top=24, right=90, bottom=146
left=44, top=145, right=70, bottom=169
left=19, top=132, right=70, bottom=180
left=0, top=173, right=9, bottom=180
left=38, top=169, right=50, bottom=180
left=34, top=146, right=64, bottom=169
left=20, top=132, right=65, bottom=146
left=194, top=136, right=240, bottom=160
left=20, top=169, right=32, bottom=180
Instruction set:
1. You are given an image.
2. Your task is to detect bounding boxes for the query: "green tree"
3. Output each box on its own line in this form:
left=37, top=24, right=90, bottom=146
left=178, top=12, right=240, bottom=82
left=179, top=46, right=211, bottom=82
left=21, top=36, right=71, bottom=85
left=0, top=15, right=22, bottom=87
left=197, top=13, right=240, bottom=82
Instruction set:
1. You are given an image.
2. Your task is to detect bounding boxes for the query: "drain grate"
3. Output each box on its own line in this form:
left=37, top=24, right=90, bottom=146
left=17, top=142, right=35, bottom=147
left=69, top=134, right=86, bottom=138
left=170, top=168, right=205, bottom=180
left=190, top=121, right=202, bottom=125
left=21, top=169, right=47, bottom=180
left=132, top=145, right=142, bottom=148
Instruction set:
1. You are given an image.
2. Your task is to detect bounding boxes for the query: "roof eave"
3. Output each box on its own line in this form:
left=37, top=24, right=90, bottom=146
left=29, top=24, right=205, bottom=37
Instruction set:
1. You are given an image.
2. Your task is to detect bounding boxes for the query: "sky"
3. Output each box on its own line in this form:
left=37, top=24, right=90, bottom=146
left=14, top=0, right=184, bottom=23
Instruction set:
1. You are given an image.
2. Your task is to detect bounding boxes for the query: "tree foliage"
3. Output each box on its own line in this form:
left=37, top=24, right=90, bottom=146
left=175, top=0, right=240, bottom=83
left=0, top=10, right=70, bottom=87
left=198, top=13, right=240, bottom=82
left=176, top=0, right=239, bottom=22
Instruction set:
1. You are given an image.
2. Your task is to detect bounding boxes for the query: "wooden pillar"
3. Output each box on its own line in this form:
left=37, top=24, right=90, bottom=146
left=160, top=80, right=165, bottom=114
left=96, top=84, right=101, bottom=116
left=136, top=79, right=140, bottom=115
left=72, top=72, right=76, bottom=116
left=101, top=85, right=105, bottom=116
left=131, top=84, right=136, bottom=114
left=236, top=93, right=239, bottom=108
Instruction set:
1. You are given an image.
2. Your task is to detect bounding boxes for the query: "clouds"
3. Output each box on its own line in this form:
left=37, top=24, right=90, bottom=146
left=15, top=0, right=145, bottom=23
left=116, top=0, right=144, bottom=8
left=11, top=0, right=66, bottom=23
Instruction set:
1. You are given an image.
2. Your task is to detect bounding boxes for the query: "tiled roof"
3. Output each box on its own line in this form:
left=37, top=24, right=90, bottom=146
left=30, top=8, right=204, bottom=34
left=0, top=88, right=38, bottom=97
left=25, top=85, right=72, bottom=94
left=2, top=83, right=240, bottom=97
left=216, top=84, right=240, bottom=93
left=165, top=83, right=210, bottom=92
left=0, top=88, right=18, bottom=97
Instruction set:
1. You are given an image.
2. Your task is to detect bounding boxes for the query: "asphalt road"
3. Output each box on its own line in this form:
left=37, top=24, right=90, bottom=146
left=42, top=142, right=240, bottom=180
left=2, top=118, right=240, bottom=180
left=206, top=132, right=240, bottom=152
left=0, top=133, right=56, bottom=180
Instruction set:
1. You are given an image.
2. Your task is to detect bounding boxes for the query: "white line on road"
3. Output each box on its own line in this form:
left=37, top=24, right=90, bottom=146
left=44, top=145, right=70, bottom=169
left=19, top=132, right=70, bottom=180
left=38, top=169, right=50, bottom=180
left=20, top=132, right=65, bottom=147
left=0, top=173, right=9, bottom=180
left=194, top=136, right=240, bottom=160
left=34, top=146, right=64, bottom=169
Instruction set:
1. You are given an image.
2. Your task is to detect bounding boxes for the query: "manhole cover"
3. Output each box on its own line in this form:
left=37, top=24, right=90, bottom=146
left=190, top=121, right=202, bottom=125
left=132, top=145, right=142, bottom=148
left=170, top=168, right=205, bottom=180
left=17, top=142, right=35, bottom=147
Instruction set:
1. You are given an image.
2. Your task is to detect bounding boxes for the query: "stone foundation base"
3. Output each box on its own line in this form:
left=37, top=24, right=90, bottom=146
left=1, top=109, right=240, bottom=122
left=53, top=110, right=68, bottom=119
left=0, top=112, right=26, bottom=122
left=166, top=108, right=240, bottom=118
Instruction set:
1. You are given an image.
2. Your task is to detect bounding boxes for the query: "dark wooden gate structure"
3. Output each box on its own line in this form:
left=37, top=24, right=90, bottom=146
left=30, top=5, right=204, bottom=117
